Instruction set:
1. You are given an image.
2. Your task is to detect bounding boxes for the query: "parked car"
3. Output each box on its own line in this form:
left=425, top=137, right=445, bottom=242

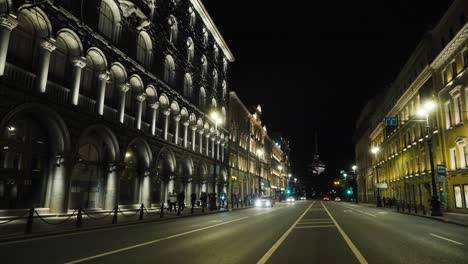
left=322, top=196, right=330, bottom=201
left=286, top=197, right=295, bottom=202
left=334, top=197, right=341, bottom=202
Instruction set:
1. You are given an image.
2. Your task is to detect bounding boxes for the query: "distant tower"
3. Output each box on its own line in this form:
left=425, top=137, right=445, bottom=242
left=309, top=131, right=326, bottom=175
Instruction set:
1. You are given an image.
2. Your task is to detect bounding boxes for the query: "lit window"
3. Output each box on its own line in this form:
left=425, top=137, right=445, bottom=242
left=445, top=101, right=453, bottom=129
left=450, top=147, right=457, bottom=170
left=454, top=185, right=463, bottom=208
left=454, top=95, right=463, bottom=124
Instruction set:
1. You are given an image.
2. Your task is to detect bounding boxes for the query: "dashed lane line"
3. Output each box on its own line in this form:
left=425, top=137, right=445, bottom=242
left=429, top=234, right=464, bottom=245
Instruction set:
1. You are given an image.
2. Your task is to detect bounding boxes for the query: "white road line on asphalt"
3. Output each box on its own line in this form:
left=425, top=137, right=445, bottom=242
left=64, top=216, right=250, bottom=264
left=257, top=201, right=315, bottom=264
left=322, top=202, right=368, bottom=264
left=336, top=203, right=376, bottom=217
left=429, top=234, right=464, bottom=245
left=253, top=207, right=284, bottom=216
left=295, top=225, right=336, bottom=229
left=300, top=218, right=330, bottom=221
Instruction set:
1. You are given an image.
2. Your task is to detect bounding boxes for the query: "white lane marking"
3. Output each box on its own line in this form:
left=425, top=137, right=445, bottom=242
left=257, top=201, right=315, bottom=264
left=344, top=210, right=353, bottom=212
left=300, top=218, right=330, bottom=221
left=429, top=234, right=464, bottom=245
left=295, top=225, right=336, bottom=229
left=336, top=203, right=376, bottom=217
left=65, top=216, right=249, bottom=264
left=253, top=207, right=284, bottom=216
left=322, top=202, right=368, bottom=264
left=296, top=222, right=332, bottom=225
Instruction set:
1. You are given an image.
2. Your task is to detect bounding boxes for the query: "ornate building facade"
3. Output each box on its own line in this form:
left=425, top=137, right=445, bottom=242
left=0, top=0, right=233, bottom=214
left=228, top=92, right=289, bottom=202
left=355, top=0, right=468, bottom=213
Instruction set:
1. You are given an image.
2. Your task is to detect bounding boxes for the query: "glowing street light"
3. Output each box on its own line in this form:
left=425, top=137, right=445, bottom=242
left=371, top=146, right=382, bottom=207
left=417, top=100, right=442, bottom=216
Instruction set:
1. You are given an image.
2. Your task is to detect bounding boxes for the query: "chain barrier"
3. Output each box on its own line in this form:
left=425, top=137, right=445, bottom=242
left=34, top=209, right=77, bottom=226
left=143, top=206, right=158, bottom=217
left=82, top=208, right=114, bottom=220
left=118, top=208, right=140, bottom=218
left=0, top=211, right=30, bottom=225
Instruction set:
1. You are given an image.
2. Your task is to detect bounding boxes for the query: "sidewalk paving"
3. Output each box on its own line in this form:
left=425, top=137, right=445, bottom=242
left=0, top=204, right=252, bottom=242
left=356, top=202, right=468, bottom=227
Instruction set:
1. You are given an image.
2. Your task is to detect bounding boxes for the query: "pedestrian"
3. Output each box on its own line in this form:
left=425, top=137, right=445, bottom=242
left=178, top=191, right=185, bottom=211
left=191, top=192, right=196, bottom=209
left=200, top=192, right=207, bottom=212
left=169, top=190, right=177, bottom=212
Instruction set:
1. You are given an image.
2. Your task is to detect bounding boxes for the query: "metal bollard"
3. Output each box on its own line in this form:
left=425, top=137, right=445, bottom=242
left=112, top=206, right=118, bottom=224
left=139, top=204, right=144, bottom=221
left=76, top=207, right=83, bottom=228
left=160, top=203, right=164, bottom=218
left=25, top=207, right=34, bottom=234
left=422, top=205, right=426, bottom=215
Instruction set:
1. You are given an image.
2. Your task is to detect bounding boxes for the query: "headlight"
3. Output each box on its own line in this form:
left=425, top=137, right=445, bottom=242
left=265, top=201, right=271, bottom=206
left=255, top=199, right=261, bottom=207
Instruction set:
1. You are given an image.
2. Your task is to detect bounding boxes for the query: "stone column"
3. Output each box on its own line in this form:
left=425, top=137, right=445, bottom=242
left=185, top=179, right=192, bottom=205
left=69, top=57, right=86, bottom=105
left=183, top=122, right=189, bottom=148
left=173, top=115, right=181, bottom=145
left=0, top=14, right=18, bottom=76
left=96, top=71, right=110, bottom=115
left=118, top=83, right=130, bottom=123
left=135, top=93, right=147, bottom=130
left=211, top=137, right=216, bottom=158
left=205, top=134, right=210, bottom=156
left=141, top=170, right=152, bottom=208
left=49, top=154, right=75, bottom=214
left=216, top=140, right=220, bottom=160
left=150, top=102, right=159, bottom=136
left=36, top=38, right=56, bottom=93
left=163, top=110, right=171, bottom=141
left=221, top=143, right=225, bottom=162
left=168, top=175, right=175, bottom=195
left=104, top=163, right=120, bottom=210
left=191, top=126, right=197, bottom=151
left=198, top=130, right=204, bottom=154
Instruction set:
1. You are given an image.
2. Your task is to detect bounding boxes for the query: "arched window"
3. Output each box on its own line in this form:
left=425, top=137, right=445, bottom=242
left=164, top=55, right=176, bottom=86
left=183, top=73, right=193, bottom=99
left=221, top=80, right=227, bottom=100
left=223, top=57, right=228, bottom=73
left=168, top=15, right=178, bottom=44
left=186, top=37, right=194, bottom=63
left=136, top=31, right=153, bottom=67
left=98, top=0, right=121, bottom=42
left=189, top=6, right=196, bottom=28
left=199, top=87, right=206, bottom=110
left=202, top=27, right=208, bottom=46
left=201, top=55, right=207, bottom=78
left=213, top=44, right=219, bottom=61
left=212, top=69, right=218, bottom=90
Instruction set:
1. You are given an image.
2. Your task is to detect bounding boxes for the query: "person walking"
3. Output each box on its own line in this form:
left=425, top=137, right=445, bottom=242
left=190, top=192, right=196, bottom=213
left=169, top=190, right=177, bottom=213
left=200, top=192, right=207, bottom=212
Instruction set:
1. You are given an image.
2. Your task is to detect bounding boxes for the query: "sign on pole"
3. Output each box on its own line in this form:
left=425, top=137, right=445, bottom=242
left=376, top=183, right=388, bottom=189
left=437, top=164, right=446, bottom=176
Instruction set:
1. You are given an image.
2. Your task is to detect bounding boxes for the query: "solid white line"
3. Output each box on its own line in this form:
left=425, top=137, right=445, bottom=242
left=295, top=225, right=336, bottom=229
left=322, top=202, right=368, bottom=264
left=429, top=234, right=464, bottom=245
left=300, top=218, right=331, bottom=221
left=257, top=201, right=315, bottom=264
left=64, top=216, right=249, bottom=264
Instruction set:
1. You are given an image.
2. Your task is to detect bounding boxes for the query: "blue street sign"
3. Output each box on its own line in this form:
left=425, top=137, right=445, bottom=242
left=385, top=117, right=398, bottom=126
left=437, top=164, right=446, bottom=176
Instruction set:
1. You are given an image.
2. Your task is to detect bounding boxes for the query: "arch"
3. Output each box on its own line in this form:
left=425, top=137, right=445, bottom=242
left=188, top=6, right=196, bottom=27
left=129, top=74, right=144, bottom=94
left=198, top=87, right=206, bottom=110
left=81, top=47, right=108, bottom=99
left=197, top=118, right=204, bottom=129
left=201, top=55, right=207, bottom=77
left=180, top=107, right=189, bottom=123
left=108, top=62, right=128, bottom=107
left=163, top=55, right=176, bottom=86
left=221, top=80, right=227, bottom=100
left=7, top=6, right=53, bottom=69
left=86, top=47, right=108, bottom=71
left=98, top=0, right=122, bottom=42
left=49, top=29, right=84, bottom=85
left=183, top=73, right=193, bottom=99
left=211, top=98, right=217, bottom=109
left=212, top=69, right=218, bottom=90
left=189, top=113, right=197, bottom=125
left=170, top=101, right=180, bottom=115
left=168, top=15, right=178, bottom=44
left=179, top=156, right=194, bottom=177
left=158, top=93, right=170, bottom=109
left=197, top=161, right=209, bottom=182
left=110, top=62, right=127, bottom=84
left=125, top=138, right=152, bottom=170
left=155, top=147, right=177, bottom=176
left=221, top=107, right=226, bottom=120
left=77, top=125, right=120, bottom=162
left=136, top=30, right=153, bottom=67
left=186, top=37, right=194, bottom=63
left=145, top=84, right=158, bottom=102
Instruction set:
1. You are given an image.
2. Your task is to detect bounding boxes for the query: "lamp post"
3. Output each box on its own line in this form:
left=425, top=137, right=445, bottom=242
left=352, top=165, right=358, bottom=204
left=371, top=146, right=383, bottom=207
left=256, top=149, right=263, bottom=197
left=417, top=101, right=442, bottom=216
left=210, top=111, right=222, bottom=210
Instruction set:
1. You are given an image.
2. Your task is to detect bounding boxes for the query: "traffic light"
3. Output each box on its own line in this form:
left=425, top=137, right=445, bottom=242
left=286, top=188, right=291, bottom=195
left=346, top=188, right=353, bottom=195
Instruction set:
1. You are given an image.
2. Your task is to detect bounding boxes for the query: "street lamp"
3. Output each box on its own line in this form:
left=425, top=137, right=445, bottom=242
left=352, top=165, right=358, bottom=203
left=210, top=111, right=223, bottom=210
left=256, top=149, right=263, bottom=197
left=417, top=100, right=442, bottom=216
left=371, top=146, right=383, bottom=207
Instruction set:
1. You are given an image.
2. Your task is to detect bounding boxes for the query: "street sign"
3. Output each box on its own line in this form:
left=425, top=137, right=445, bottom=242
left=437, top=164, right=446, bottom=176
left=385, top=117, right=398, bottom=126
left=376, top=183, right=388, bottom=189
left=438, top=176, right=448, bottom=183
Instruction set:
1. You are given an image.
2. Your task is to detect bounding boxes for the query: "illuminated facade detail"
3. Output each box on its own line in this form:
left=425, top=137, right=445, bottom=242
left=0, top=0, right=233, bottom=214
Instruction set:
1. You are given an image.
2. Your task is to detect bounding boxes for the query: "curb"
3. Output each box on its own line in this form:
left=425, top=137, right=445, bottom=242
left=0, top=206, right=253, bottom=244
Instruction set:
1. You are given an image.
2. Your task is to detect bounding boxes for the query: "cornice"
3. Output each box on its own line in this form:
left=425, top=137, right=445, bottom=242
left=431, top=23, right=468, bottom=70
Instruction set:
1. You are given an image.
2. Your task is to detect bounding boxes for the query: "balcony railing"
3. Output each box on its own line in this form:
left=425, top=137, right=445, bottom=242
left=3, top=63, right=36, bottom=90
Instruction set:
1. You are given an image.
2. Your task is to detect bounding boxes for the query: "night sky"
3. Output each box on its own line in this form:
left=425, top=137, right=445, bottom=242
left=203, top=1, right=453, bottom=187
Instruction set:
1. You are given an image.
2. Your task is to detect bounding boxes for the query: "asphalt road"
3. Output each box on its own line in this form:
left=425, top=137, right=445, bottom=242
left=0, top=201, right=467, bottom=264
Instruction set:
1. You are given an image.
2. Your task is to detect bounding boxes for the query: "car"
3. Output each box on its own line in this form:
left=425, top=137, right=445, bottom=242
left=334, top=197, right=341, bottom=202
left=300, top=196, right=306, bottom=200
left=286, top=197, right=295, bottom=202
left=322, top=196, right=330, bottom=201
left=255, top=196, right=274, bottom=207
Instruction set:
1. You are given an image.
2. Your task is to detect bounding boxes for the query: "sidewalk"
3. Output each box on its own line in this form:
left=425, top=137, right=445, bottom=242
left=0, top=204, right=251, bottom=243
left=357, top=202, right=468, bottom=227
